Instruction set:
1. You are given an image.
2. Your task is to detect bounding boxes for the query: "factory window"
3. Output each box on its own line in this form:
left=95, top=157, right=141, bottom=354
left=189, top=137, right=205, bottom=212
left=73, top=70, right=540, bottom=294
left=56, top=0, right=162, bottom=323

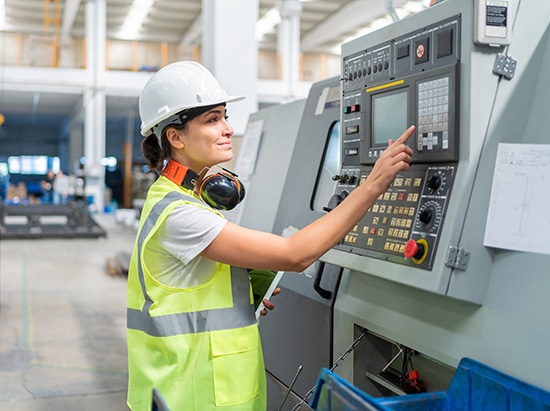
left=311, top=120, right=340, bottom=212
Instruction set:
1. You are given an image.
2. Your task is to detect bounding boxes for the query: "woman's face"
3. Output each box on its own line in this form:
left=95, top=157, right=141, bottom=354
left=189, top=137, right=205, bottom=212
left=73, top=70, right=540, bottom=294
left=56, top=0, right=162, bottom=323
left=174, top=105, right=234, bottom=171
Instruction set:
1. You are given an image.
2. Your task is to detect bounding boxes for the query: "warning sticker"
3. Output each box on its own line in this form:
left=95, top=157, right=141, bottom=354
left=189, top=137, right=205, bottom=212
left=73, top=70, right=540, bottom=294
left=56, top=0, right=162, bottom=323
left=486, top=5, right=508, bottom=27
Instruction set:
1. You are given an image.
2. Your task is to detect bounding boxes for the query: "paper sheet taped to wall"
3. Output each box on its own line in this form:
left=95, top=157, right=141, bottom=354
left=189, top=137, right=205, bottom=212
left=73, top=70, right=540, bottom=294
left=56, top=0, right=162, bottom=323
left=484, top=143, right=550, bottom=255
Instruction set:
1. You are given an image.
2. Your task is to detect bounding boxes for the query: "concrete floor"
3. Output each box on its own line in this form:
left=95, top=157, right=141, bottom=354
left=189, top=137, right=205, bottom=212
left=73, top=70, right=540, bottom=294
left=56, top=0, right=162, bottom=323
left=0, top=213, right=135, bottom=410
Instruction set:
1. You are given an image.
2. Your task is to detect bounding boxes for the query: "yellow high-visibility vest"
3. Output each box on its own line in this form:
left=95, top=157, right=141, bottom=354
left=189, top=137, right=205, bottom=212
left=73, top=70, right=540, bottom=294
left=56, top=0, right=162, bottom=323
left=127, top=176, right=266, bottom=411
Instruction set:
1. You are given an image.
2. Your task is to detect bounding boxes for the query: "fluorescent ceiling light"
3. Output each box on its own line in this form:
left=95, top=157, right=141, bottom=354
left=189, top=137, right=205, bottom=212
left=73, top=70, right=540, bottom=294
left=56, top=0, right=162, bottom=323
left=118, top=0, right=155, bottom=40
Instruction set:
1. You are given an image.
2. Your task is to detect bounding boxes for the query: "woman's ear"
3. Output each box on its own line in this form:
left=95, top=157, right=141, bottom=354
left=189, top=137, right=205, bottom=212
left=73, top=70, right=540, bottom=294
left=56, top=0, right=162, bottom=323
left=165, top=127, right=185, bottom=149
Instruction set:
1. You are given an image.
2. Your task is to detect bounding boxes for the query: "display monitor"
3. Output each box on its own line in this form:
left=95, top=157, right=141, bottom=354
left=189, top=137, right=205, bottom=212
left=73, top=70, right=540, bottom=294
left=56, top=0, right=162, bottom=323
left=371, top=89, right=408, bottom=147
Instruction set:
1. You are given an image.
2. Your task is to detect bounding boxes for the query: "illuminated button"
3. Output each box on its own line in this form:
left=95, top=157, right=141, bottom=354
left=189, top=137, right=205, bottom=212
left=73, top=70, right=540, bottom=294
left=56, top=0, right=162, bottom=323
left=370, top=227, right=377, bottom=235
left=398, top=193, right=406, bottom=201
left=343, top=106, right=352, bottom=114
left=351, top=104, right=361, bottom=112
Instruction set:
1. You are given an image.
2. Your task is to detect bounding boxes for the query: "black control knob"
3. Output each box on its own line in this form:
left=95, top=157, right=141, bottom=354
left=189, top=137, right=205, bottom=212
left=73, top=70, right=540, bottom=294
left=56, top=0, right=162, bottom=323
left=419, top=209, right=433, bottom=224
left=323, top=190, right=349, bottom=212
left=427, top=175, right=442, bottom=191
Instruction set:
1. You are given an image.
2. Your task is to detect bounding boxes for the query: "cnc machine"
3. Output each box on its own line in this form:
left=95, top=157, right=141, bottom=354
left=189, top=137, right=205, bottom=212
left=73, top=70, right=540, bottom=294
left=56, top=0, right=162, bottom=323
left=323, top=0, right=550, bottom=398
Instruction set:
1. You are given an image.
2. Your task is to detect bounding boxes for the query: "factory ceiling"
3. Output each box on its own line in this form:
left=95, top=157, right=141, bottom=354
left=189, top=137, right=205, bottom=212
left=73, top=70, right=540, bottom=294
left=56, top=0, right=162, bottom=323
left=0, top=0, right=430, bottom=121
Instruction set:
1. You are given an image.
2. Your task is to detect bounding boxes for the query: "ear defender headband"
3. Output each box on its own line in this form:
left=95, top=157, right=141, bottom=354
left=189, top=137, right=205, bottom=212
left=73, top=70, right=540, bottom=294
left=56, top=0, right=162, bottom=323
left=163, top=160, right=245, bottom=211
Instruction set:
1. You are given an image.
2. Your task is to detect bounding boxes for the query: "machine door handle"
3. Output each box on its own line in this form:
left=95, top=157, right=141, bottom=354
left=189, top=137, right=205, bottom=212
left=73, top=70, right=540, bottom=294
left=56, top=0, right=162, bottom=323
left=313, top=261, right=332, bottom=300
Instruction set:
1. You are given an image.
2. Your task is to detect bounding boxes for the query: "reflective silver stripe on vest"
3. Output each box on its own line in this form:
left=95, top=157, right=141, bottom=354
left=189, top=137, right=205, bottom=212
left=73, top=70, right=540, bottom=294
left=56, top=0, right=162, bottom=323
left=127, top=190, right=255, bottom=337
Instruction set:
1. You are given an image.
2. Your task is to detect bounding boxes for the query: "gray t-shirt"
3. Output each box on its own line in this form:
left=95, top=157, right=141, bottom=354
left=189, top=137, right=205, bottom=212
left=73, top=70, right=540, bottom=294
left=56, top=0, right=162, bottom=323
left=147, top=203, right=227, bottom=288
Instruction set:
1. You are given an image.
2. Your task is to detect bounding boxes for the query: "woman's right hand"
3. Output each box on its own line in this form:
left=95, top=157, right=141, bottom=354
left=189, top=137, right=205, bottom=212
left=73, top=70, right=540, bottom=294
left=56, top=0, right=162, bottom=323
left=365, top=125, right=416, bottom=194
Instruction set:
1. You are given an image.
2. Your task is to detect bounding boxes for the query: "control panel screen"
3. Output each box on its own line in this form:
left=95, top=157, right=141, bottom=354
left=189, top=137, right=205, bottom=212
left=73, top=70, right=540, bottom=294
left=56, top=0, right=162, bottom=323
left=372, top=89, right=408, bottom=147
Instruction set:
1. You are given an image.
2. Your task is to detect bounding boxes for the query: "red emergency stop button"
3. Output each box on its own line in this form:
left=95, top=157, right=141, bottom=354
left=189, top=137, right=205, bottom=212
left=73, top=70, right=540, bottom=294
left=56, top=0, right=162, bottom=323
left=404, top=238, right=429, bottom=264
left=404, top=239, right=420, bottom=258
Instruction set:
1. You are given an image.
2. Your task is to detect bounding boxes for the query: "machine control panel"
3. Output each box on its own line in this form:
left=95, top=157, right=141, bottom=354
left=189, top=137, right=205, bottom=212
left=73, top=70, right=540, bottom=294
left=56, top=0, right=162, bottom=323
left=332, top=164, right=456, bottom=270
left=332, top=15, right=462, bottom=271
left=341, top=15, right=461, bottom=166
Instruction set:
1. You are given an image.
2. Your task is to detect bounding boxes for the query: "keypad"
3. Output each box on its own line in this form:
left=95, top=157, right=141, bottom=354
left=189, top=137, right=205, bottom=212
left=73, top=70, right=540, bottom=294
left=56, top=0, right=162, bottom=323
left=417, top=76, right=450, bottom=151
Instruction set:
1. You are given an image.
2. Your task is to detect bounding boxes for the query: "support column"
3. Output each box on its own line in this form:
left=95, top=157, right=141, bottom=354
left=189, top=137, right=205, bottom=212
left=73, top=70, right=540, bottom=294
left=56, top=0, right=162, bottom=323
left=201, top=0, right=258, bottom=136
left=84, top=0, right=106, bottom=213
left=277, top=0, right=302, bottom=99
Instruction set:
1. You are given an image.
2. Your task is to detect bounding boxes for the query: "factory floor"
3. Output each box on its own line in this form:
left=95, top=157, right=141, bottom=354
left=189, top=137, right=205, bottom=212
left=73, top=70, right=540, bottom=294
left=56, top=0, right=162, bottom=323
left=0, top=213, right=136, bottom=411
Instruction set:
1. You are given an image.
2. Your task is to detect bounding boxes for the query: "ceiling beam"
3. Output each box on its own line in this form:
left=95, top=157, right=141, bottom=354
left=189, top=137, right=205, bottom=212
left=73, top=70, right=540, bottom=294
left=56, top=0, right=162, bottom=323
left=179, top=13, right=202, bottom=46
left=301, top=0, right=410, bottom=51
left=61, top=0, right=81, bottom=37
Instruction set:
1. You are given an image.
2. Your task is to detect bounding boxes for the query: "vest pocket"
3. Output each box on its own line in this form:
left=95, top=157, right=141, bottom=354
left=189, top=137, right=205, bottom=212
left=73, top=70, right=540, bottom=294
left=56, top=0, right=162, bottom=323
left=210, top=325, right=261, bottom=406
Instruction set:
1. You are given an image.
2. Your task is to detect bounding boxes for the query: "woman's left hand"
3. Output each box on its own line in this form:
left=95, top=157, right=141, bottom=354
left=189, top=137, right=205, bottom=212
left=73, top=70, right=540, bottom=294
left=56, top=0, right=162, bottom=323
left=259, top=288, right=281, bottom=316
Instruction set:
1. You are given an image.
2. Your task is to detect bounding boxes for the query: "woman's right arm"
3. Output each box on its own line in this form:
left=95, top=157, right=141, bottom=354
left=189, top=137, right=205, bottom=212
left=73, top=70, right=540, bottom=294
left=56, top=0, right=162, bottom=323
left=201, top=125, right=416, bottom=272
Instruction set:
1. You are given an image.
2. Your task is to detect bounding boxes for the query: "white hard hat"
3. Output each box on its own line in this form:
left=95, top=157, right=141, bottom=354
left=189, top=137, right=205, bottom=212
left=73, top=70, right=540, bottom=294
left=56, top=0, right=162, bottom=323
left=139, top=61, right=245, bottom=137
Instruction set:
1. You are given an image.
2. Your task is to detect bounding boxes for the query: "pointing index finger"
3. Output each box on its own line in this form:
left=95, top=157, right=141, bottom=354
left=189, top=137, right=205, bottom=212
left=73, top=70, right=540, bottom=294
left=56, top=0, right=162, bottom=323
left=397, top=125, right=416, bottom=144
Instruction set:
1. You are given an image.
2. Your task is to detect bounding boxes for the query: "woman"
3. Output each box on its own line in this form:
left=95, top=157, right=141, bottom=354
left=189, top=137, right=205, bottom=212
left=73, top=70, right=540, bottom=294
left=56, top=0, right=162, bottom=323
left=127, top=61, right=415, bottom=411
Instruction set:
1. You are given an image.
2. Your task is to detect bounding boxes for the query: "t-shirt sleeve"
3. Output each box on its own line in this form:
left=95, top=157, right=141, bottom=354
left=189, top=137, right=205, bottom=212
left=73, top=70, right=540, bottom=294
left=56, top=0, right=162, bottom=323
left=160, top=204, right=227, bottom=265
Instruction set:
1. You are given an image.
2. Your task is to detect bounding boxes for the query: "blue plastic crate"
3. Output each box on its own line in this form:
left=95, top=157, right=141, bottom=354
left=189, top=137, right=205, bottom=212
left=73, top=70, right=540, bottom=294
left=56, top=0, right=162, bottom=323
left=309, top=368, right=391, bottom=411
left=310, top=358, right=550, bottom=411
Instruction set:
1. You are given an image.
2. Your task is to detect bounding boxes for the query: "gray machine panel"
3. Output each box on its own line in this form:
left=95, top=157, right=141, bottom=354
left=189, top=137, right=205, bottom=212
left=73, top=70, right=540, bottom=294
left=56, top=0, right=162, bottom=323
left=229, top=99, right=306, bottom=232
left=258, top=76, right=344, bottom=410
left=330, top=0, right=550, bottom=399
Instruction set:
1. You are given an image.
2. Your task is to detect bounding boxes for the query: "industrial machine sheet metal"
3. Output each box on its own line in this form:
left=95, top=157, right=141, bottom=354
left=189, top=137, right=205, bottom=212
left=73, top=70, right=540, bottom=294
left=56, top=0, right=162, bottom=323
left=321, top=0, right=550, bottom=305
left=330, top=0, right=550, bottom=396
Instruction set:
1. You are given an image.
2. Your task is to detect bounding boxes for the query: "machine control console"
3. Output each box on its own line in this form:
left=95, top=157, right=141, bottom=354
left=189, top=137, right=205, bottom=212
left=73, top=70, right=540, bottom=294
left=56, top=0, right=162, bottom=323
left=332, top=164, right=456, bottom=270
left=332, top=15, right=462, bottom=271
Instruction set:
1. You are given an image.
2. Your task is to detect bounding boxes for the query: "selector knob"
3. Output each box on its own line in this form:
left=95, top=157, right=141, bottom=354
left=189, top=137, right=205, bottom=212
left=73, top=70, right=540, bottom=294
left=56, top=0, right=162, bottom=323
left=419, top=209, right=433, bottom=224
left=427, top=175, right=442, bottom=191
left=332, top=174, right=357, bottom=185
left=323, top=190, right=349, bottom=212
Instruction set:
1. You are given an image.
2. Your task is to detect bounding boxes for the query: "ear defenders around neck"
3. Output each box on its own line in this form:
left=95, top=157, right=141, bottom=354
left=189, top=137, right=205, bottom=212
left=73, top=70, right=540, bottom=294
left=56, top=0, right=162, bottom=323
left=163, top=160, right=245, bottom=211
left=198, top=170, right=246, bottom=211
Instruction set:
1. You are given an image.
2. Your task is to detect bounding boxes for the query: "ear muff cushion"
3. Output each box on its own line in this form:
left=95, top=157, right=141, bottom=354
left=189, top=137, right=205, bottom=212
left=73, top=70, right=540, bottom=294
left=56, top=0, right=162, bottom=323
left=199, top=173, right=245, bottom=210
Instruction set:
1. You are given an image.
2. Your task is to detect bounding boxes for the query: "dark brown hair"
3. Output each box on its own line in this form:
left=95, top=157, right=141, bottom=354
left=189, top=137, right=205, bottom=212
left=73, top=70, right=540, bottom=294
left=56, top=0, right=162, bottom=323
left=141, top=123, right=187, bottom=173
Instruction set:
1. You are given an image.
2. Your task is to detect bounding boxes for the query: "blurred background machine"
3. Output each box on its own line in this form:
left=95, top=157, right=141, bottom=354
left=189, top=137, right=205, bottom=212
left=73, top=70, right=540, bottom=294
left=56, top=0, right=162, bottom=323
left=243, top=0, right=550, bottom=409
